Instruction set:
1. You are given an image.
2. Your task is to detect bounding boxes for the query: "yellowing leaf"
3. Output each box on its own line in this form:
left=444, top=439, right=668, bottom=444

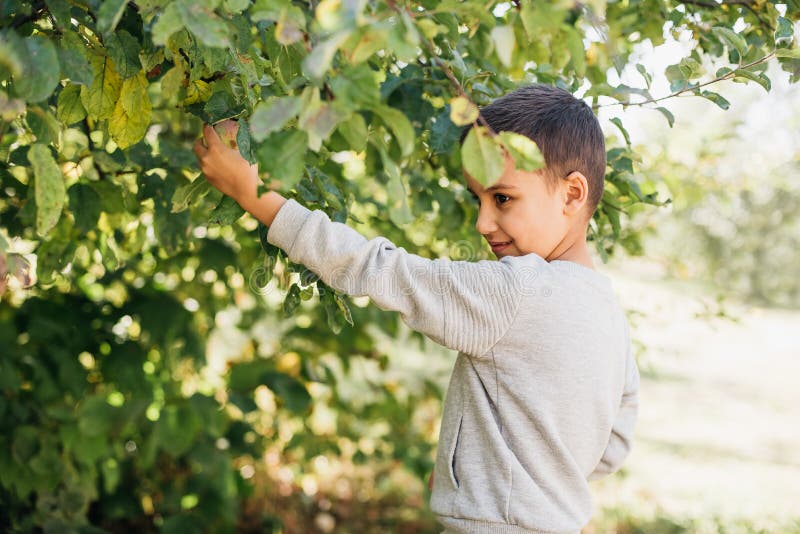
left=449, top=95, right=479, bottom=126
left=416, top=18, right=447, bottom=40
left=109, top=71, right=151, bottom=149
left=497, top=131, right=544, bottom=173
left=275, top=6, right=306, bottom=45
left=344, top=26, right=388, bottom=65
left=28, top=144, right=65, bottom=236
left=182, top=79, right=212, bottom=105
left=80, top=53, right=122, bottom=120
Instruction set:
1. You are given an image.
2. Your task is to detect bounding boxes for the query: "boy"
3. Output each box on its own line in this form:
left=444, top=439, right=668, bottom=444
left=193, top=83, right=640, bottom=534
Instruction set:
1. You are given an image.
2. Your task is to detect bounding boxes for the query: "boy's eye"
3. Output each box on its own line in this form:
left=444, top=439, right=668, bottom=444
left=494, top=193, right=510, bottom=204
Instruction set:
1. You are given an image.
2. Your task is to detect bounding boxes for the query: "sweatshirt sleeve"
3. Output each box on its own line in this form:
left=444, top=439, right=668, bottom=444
left=587, top=328, right=640, bottom=481
left=265, top=198, right=526, bottom=358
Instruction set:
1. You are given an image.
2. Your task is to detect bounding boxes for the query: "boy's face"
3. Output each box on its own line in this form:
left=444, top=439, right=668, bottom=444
left=463, top=153, right=570, bottom=260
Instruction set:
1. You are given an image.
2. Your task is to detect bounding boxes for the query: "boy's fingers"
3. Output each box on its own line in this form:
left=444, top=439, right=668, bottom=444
left=192, top=136, right=208, bottom=158
left=202, top=123, right=223, bottom=150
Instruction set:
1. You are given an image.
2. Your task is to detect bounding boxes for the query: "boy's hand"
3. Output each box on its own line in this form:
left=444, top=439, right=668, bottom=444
left=192, top=122, right=260, bottom=205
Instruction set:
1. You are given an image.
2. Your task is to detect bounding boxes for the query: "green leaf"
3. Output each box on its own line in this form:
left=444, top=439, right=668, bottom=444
left=171, top=178, right=212, bottom=213
left=97, top=0, right=130, bottom=35
left=336, top=112, right=368, bottom=152
left=732, top=68, right=771, bottom=92
left=203, top=90, right=242, bottom=123
left=249, top=95, right=303, bottom=142
left=263, top=371, right=311, bottom=414
left=208, top=195, right=245, bottom=225
left=711, top=26, right=747, bottom=59
left=636, top=63, right=652, bottom=89
left=700, top=90, right=730, bottom=110
left=302, top=31, right=350, bottom=81
left=678, top=57, right=704, bottom=80
left=369, top=104, right=415, bottom=158
left=45, top=0, right=71, bottom=28
left=282, top=283, right=302, bottom=316
left=105, top=30, right=141, bottom=79
left=297, top=89, right=349, bottom=152
left=0, top=32, right=24, bottom=79
left=90, top=179, right=127, bottom=213
left=108, top=70, right=151, bottom=149
left=224, top=0, right=251, bottom=12
left=655, top=106, right=675, bottom=128
left=57, top=35, right=93, bottom=86
left=257, top=129, right=308, bottom=190
left=775, top=48, right=800, bottom=59
left=81, top=53, right=122, bottom=121
left=385, top=160, right=414, bottom=226
left=609, top=117, right=631, bottom=146
left=237, top=117, right=257, bottom=164
left=57, top=84, right=87, bottom=125
left=430, top=108, right=461, bottom=155
left=320, top=284, right=348, bottom=334
left=153, top=403, right=202, bottom=457
left=175, top=0, right=232, bottom=48
left=565, top=26, right=586, bottom=77
left=329, top=64, right=382, bottom=109
left=775, top=17, right=794, bottom=46
left=496, top=131, right=544, bottom=172
left=67, top=183, right=102, bottom=233
left=461, top=126, right=505, bottom=187
left=14, top=36, right=60, bottom=103
left=333, top=293, right=354, bottom=326
left=28, top=144, right=65, bottom=236
left=151, top=3, right=184, bottom=46
left=26, top=106, right=60, bottom=146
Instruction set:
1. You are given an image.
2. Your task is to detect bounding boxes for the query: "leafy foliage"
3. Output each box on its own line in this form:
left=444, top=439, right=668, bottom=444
left=1, top=0, right=799, bottom=530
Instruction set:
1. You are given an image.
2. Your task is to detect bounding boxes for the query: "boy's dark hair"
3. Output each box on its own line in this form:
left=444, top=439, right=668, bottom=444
left=458, top=84, right=606, bottom=220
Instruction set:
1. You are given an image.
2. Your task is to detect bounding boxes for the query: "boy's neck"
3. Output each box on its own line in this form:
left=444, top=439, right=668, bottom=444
left=545, top=226, right=596, bottom=270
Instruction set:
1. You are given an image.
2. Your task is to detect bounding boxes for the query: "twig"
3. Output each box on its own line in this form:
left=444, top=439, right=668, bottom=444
left=594, top=50, right=776, bottom=109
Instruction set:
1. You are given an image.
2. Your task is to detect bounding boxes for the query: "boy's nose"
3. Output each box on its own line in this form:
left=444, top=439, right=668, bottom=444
left=475, top=208, right=499, bottom=235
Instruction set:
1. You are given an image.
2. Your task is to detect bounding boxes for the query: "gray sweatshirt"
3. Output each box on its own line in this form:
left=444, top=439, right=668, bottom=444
left=266, top=198, right=640, bottom=534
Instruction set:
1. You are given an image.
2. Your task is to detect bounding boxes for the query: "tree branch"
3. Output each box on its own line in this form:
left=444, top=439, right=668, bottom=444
left=594, top=51, right=776, bottom=109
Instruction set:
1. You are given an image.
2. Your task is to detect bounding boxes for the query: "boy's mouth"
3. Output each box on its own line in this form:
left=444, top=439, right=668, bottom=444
left=490, top=240, right=512, bottom=252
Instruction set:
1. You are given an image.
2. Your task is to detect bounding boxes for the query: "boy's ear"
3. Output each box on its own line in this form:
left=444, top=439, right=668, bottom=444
left=561, top=171, right=589, bottom=217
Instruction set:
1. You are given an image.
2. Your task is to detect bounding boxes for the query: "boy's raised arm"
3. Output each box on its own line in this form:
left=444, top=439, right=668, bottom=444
left=262, top=196, right=528, bottom=358
left=192, top=123, right=531, bottom=358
